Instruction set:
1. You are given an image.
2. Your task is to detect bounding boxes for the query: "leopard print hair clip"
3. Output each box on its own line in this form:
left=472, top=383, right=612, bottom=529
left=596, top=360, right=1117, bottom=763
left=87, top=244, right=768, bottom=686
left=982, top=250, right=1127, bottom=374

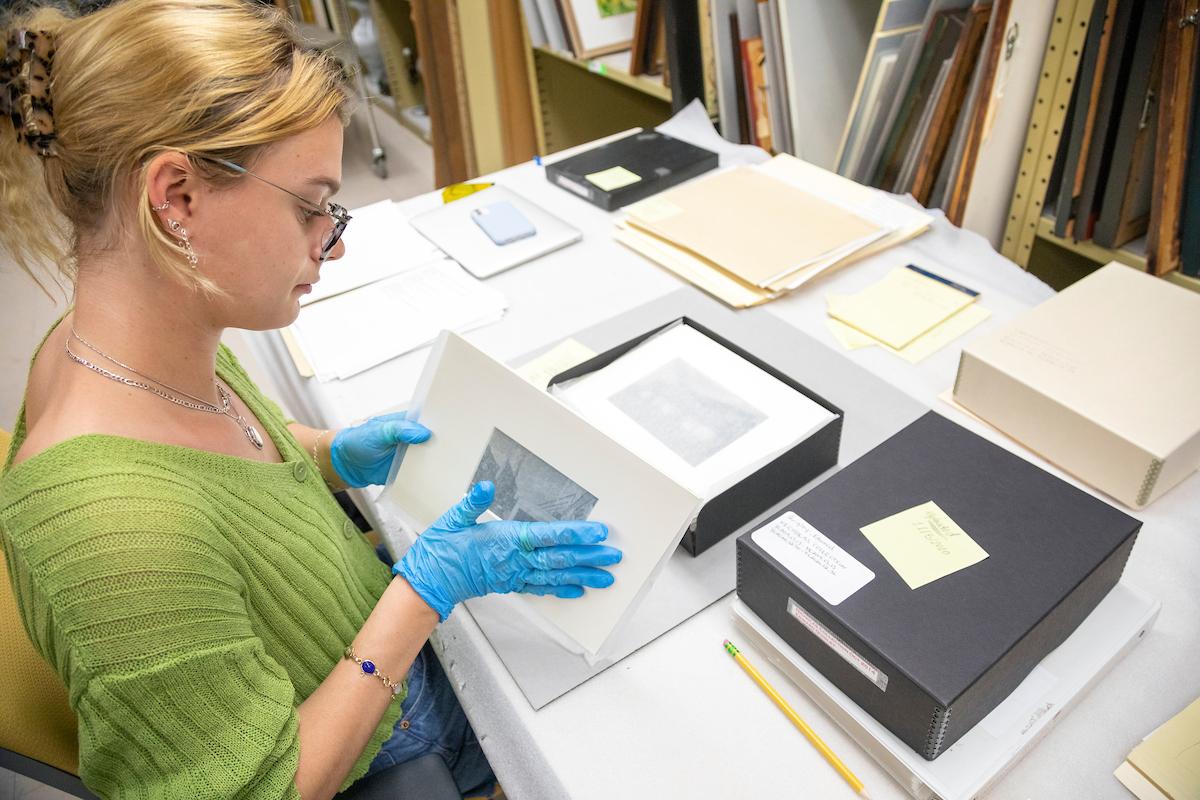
left=1, top=28, right=58, bottom=158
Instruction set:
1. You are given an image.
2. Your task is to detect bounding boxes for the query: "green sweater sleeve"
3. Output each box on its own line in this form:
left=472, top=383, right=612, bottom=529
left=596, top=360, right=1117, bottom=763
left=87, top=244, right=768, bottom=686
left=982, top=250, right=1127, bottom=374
left=5, top=472, right=303, bottom=799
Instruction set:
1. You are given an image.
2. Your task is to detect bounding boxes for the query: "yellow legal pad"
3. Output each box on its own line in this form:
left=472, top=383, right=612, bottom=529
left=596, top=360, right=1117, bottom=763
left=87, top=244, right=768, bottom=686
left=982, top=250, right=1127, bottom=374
left=1116, top=696, right=1200, bottom=800
left=829, top=267, right=977, bottom=350
left=585, top=166, right=642, bottom=191
left=826, top=293, right=992, bottom=363
left=860, top=501, right=988, bottom=590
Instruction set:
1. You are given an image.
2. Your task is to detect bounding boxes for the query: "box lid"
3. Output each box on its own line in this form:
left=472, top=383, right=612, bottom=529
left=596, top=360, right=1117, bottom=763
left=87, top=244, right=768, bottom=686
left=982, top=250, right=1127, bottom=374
left=961, top=263, right=1200, bottom=458
left=781, top=412, right=1139, bottom=706
left=548, top=129, right=716, bottom=189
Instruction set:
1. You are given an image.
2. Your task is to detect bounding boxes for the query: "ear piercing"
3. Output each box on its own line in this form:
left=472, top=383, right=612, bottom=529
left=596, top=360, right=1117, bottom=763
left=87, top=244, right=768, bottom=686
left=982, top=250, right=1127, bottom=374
left=167, top=218, right=198, bottom=268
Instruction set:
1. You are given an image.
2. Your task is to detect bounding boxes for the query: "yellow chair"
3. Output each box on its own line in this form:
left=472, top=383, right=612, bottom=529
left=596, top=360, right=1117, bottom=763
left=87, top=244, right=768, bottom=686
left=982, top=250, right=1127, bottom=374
left=0, top=428, right=96, bottom=798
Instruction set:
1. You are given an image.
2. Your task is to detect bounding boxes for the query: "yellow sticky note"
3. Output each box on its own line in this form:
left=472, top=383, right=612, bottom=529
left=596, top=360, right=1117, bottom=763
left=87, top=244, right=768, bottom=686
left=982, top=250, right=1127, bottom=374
left=860, top=501, right=988, bottom=590
left=514, top=338, right=597, bottom=390
left=585, top=165, right=642, bottom=191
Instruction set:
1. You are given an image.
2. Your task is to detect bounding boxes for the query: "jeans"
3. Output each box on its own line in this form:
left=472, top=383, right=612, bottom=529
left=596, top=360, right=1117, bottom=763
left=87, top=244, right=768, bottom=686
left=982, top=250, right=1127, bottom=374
left=364, top=546, right=496, bottom=796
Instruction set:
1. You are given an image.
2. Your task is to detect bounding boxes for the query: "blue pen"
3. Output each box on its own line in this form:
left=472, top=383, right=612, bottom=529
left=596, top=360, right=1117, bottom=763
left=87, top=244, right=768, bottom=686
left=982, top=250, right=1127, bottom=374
left=533, top=154, right=543, bottom=167
left=904, top=264, right=979, bottom=297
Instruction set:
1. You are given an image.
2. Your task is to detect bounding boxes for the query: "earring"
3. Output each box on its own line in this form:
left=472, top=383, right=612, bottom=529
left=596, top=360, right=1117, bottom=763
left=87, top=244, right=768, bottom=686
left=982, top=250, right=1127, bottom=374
left=167, top=218, right=198, bottom=269
left=151, top=200, right=171, bottom=211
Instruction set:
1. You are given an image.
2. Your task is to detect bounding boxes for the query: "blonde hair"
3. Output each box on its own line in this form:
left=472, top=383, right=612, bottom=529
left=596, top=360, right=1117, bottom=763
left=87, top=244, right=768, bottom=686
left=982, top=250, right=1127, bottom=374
left=0, top=0, right=353, bottom=297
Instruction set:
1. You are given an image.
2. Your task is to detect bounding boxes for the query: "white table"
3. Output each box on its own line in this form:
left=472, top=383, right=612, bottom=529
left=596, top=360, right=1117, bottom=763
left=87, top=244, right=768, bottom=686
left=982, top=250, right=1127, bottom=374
left=245, top=141, right=1200, bottom=800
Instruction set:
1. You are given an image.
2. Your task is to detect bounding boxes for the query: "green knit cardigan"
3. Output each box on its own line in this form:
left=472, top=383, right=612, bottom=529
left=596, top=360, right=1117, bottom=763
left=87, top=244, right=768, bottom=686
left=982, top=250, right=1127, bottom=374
left=1, top=332, right=404, bottom=799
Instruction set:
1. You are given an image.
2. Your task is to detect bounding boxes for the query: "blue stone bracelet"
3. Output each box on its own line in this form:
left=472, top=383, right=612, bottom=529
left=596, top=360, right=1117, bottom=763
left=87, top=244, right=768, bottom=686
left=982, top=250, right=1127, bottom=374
left=343, top=644, right=403, bottom=700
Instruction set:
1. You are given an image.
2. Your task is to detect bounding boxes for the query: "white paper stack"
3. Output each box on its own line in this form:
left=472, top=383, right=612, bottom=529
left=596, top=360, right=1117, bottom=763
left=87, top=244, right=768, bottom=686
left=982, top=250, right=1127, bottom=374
left=731, top=582, right=1160, bottom=800
left=300, top=199, right=444, bottom=306
left=288, top=258, right=507, bottom=381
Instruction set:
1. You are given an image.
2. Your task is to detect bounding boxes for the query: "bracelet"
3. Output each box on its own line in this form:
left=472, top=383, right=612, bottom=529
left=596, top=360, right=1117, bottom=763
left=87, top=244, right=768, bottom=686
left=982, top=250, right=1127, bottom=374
left=343, top=644, right=403, bottom=700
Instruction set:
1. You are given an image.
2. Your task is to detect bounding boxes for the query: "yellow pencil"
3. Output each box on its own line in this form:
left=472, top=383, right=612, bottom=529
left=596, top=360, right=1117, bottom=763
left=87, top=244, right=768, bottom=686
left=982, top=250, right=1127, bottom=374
left=723, top=639, right=871, bottom=798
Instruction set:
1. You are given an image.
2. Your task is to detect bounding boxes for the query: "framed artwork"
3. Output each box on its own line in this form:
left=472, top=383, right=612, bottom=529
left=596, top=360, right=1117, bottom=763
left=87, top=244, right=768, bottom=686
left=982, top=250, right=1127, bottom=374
left=559, top=0, right=639, bottom=59
left=629, top=0, right=666, bottom=76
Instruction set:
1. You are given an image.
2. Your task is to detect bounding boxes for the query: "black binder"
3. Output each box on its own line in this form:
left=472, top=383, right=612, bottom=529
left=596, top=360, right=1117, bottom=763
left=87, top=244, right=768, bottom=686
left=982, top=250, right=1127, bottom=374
left=544, top=128, right=717, bottom=211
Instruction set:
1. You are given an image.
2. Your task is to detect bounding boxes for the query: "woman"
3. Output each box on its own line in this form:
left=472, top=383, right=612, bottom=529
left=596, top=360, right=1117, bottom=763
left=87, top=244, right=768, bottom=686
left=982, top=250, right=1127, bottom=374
left=0, top=2, right=621, bottom=798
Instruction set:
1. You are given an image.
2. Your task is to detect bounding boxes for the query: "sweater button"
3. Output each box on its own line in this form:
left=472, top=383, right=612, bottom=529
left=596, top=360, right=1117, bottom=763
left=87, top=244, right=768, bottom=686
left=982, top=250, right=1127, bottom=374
left=343, top=519, right=357, bottom=539
left=292, top=462, right=308, bottom=482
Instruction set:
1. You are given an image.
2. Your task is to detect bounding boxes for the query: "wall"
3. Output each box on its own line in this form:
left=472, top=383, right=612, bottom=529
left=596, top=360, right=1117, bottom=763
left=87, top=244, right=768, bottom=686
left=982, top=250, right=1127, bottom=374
left=0, top=254, right=294, bottom=435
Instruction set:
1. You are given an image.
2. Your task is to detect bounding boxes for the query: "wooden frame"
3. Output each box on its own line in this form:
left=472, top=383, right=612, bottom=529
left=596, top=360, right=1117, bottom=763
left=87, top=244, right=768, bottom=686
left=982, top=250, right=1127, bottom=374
left=1147, top=0, right=1198, bottom=276
left=559, top=0, right=638, bottom=59
left=629, top=0, right=665, bottom=76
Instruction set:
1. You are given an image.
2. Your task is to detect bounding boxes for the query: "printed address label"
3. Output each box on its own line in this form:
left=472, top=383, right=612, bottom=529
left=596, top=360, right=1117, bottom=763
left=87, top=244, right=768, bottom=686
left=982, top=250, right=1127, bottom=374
left=751, top=512, right=874, bottom=605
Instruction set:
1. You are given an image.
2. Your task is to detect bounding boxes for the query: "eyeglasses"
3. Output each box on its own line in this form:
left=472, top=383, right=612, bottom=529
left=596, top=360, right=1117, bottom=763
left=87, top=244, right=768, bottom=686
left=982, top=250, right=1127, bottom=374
left=200, top=156, right=351, bottom=262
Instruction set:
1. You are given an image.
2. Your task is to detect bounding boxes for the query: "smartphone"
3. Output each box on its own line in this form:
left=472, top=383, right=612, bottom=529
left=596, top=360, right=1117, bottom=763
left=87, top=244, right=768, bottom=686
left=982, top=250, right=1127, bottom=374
left=471, top=201, right=537, bottom=246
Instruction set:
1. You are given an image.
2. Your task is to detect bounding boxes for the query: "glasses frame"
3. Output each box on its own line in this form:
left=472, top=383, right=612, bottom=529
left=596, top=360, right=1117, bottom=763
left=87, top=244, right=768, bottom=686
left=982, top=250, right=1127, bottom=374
left=199, top=156, right=351, bottom=262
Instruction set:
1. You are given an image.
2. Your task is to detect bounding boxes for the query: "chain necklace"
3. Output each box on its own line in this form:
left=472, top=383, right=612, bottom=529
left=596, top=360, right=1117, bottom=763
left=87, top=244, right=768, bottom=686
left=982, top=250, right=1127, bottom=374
left=65, top=328, right=265, bottom=450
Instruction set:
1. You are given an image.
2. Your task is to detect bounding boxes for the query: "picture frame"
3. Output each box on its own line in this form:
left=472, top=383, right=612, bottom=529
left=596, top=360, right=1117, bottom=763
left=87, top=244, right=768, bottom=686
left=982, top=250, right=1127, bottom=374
left=629, top=0, right=665, bottom=76
left=559, top=0, right=639, bottom=60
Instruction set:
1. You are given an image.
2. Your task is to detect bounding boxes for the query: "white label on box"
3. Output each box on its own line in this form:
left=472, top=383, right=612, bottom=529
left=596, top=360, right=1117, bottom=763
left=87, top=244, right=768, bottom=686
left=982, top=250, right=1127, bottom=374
left=978, top=665, right=1058, bottom=739
left=752, top=512, right=874, bottom=605
left=787, top=598, right=889, bottom=692
left=554, top=173, right=592, bottom=199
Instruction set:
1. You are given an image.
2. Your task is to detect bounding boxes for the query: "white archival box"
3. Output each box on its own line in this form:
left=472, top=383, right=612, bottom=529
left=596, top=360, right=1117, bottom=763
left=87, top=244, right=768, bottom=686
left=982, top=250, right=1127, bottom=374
left=381, top=331, right=704, bottom=657
left=731, top=581, right=1160, bottom=800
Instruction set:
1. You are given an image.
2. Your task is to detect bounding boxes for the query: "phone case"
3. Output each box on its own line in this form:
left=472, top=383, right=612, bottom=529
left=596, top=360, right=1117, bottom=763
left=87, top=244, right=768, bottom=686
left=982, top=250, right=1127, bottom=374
left=471, top=201, right=537, bottom=245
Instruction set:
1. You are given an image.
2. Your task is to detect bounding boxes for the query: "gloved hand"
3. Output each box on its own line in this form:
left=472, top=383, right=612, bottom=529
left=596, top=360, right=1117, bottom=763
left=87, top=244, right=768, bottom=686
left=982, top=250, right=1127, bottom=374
left=393, top=481, right=622, bottom=621
left=330, top=411, right=431, bottom=488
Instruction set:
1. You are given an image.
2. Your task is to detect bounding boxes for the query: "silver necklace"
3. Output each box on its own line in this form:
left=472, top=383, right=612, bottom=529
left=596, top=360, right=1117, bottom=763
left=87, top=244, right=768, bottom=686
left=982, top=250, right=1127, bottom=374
left=65, top=328, right=265, bottom=450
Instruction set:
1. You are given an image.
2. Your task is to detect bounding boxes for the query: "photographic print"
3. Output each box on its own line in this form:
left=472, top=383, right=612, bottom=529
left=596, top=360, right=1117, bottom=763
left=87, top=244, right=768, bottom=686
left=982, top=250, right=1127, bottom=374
left=471, top=428, right=599, bottom=522
left=608, top=358, right=767, bottom=467
left=597, top=0, right=637, bottom=17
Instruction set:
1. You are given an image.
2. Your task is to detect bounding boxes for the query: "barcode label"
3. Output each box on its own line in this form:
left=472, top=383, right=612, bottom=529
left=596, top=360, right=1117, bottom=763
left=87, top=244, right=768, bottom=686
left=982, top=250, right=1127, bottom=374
left=787, top=598, right=888, bottom=692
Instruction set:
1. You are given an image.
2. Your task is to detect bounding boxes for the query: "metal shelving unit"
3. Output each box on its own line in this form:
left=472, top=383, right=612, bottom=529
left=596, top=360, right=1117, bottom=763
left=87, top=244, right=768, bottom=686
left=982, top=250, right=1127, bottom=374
left=529, top=45, right=673, bottom=155
left=1002, top=0, right=1198, bottom=293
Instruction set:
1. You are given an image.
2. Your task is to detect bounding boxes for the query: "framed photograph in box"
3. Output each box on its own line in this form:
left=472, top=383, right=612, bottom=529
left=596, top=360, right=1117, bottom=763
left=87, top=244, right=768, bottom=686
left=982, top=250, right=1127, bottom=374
left=560, top=0, right=638, bottom=59
left=547, top=317, right=843, bottom=556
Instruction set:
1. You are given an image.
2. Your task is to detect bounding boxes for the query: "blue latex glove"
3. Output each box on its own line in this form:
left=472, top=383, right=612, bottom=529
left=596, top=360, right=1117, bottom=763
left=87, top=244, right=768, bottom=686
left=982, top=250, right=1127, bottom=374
left=330, top=411, right=432, bottom=488
left=393, top=481, right=622, bottom=621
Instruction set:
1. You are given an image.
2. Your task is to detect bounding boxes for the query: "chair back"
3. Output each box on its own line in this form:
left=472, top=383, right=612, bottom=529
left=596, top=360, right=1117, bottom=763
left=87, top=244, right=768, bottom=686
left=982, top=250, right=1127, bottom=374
left=0, top=427, right=82, bottom=776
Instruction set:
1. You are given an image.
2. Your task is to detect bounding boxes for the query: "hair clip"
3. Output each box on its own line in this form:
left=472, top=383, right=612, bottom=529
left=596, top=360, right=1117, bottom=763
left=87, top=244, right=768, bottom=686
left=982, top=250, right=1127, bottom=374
left=1, top=29, right=57, bottom=157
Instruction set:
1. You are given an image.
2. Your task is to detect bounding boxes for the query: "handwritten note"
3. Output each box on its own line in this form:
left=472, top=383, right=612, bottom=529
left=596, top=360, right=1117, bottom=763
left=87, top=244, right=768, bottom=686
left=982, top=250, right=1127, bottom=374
left=585, top=165, right=642, bottom=192
left=860, top=501, right=988, bottom=590
left=752, top=512, right=874, bottom=605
